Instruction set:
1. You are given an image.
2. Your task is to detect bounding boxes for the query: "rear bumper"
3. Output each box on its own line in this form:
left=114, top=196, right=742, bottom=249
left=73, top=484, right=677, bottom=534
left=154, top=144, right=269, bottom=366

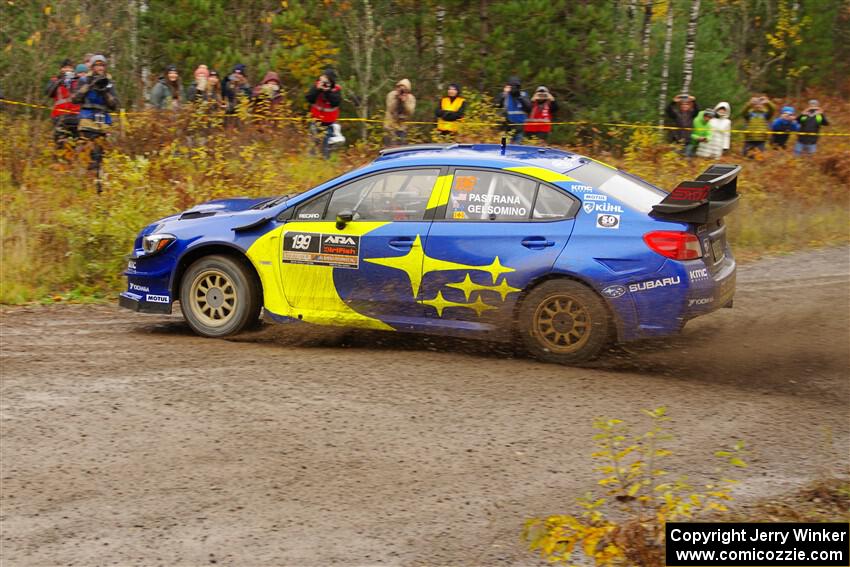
left=119, top=292, right=172, bottom=314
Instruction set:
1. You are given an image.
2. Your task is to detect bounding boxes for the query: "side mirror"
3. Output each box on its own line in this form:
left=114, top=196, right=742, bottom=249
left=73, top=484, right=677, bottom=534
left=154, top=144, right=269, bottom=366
left=336, top=209, right=354, bottom=229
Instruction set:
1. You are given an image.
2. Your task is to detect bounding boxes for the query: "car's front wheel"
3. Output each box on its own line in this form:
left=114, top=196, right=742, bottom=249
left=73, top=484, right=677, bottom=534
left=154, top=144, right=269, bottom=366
left=518, top=279, right=611, bottom=364
left=180, top=255, right=261, bottom=337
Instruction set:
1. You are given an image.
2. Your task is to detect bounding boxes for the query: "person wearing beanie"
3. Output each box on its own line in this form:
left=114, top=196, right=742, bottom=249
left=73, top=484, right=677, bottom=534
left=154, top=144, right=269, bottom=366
left=45, top=58, right=82, bottom=149
left=435, top=83, right=466, bottom=139
left=665, top=93, right=700, bottom=147
left=252, top=71, right=284, bottom=116
left=770, top=106, right=800, bottom=149
left=496, top=76, right=531, bottom=143
left=149, top=64, right=185, bottom=111
left=524, top=86, right=559, bottom=141
left=223, top=64, right=252, bottom=118
left=71, top=54, right=119, bottom=181
left=795, top=99, right=829, bottom=156
left=74, top=64, right=89, bottom=78
left=383, top=78, right=416, bottom=147
left=305, top=68, right=344, bottom=158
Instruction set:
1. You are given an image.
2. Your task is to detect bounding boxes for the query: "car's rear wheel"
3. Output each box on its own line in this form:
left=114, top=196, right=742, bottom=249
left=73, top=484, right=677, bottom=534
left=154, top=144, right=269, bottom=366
left=518, top=279, right=611, bottom=364
left=180, top=255, right=260, bottom=337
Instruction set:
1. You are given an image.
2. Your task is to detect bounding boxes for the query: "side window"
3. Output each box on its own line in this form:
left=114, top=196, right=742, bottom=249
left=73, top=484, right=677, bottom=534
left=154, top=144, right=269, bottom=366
left=446, top=170, right=536, bottom=221
left=294, top=193, right=330, bottom=221
left=325, top=169, right=440, bottom=221
left=533, top=185, right=579, bottom=220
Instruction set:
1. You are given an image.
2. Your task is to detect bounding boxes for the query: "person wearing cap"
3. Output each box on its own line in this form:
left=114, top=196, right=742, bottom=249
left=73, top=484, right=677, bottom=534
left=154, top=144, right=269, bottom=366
left=524, top=86, right=559, bottom=142
left=383, top=79, right=416, bottom=147
left=795, top=100, right=829, bottom=156
left=223, top=64, right=252, bottom=117
left=149, top=64, right=185, bottom=110
left=496, top=76, right=531, bottom=143
left=435, top=83, right=466, bottom=139
left=306, top=68, right=344, bottom=158
left=45, top=58, right=82, bottom=149
left=770, top=106, right=800, bottom=149
left=741, top=94, right=776, bottom=157
left=252, top=71, right=285, bottom=117
left=665, top=93, right=700, bottom=147
left=71, top=55, right=119, bottom=178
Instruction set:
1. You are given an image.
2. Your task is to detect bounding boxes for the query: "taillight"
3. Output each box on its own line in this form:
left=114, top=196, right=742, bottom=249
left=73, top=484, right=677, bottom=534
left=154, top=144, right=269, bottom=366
left=643, top=231, right=702, bottom=260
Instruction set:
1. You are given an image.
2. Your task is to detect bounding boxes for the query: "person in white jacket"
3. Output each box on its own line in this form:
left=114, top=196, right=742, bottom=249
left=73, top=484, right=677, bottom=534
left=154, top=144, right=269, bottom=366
left=697, top=102, right=732, bottom=158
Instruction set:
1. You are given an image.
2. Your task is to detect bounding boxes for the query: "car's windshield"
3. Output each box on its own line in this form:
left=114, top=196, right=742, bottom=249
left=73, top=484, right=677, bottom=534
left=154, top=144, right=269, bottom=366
left=568, top=160, right=666, bottom=213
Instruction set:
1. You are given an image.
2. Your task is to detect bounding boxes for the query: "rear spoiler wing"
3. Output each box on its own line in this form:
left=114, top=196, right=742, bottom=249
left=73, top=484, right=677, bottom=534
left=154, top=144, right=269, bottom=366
left=651, top=164, right=741, bottom=224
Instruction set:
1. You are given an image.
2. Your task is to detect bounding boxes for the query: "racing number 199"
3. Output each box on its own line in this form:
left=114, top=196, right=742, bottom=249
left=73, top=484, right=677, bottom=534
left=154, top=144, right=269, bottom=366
left=292, top=234, right=312, bottom=250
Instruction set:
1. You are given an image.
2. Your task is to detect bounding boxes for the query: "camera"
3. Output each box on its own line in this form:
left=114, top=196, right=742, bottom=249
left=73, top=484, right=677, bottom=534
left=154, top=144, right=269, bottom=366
left=320, top=80, right=331, bottom=89
left=93, top=76, right=110, bottom=91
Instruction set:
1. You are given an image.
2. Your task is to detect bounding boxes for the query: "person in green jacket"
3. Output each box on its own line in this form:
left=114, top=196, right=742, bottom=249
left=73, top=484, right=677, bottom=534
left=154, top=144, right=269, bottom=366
left=741, top=95, right=776, bottom=157
left=149, top=65, right=185, bottom=111
left=687, top=108, right=714, bottom=157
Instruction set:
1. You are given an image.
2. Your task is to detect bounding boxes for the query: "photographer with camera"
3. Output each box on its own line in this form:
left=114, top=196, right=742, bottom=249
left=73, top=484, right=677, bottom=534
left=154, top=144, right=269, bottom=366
left=306, top=68, right=344, bottom=159
left=496, top=76, right=532, bottom=144
left=741, top=94, right=776, bottom=157
left=223, top=64, right=252, bottom=121
left=71, top=55, right=119, bottom=186
left=45, top=58, right=82, bottom=150
left=795, top=99, right=829, bottom=156
left=383, top=79, right=416, bottom=147
left=665, top=93, right=700, bottom=147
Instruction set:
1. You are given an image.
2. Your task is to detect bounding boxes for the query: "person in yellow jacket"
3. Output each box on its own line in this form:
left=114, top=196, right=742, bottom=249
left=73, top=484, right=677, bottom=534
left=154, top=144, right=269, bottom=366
left=435, top=83, right=466, bottom=139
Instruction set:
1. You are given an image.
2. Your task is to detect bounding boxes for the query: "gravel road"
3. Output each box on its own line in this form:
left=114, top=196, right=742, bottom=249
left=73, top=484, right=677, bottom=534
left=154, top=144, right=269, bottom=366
left=1, top=246, right=848, bottom=566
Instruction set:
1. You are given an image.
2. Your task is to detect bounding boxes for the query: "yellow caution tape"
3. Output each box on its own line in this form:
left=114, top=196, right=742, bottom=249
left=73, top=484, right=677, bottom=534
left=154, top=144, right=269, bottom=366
left=2, top=97, right=847, bottom=137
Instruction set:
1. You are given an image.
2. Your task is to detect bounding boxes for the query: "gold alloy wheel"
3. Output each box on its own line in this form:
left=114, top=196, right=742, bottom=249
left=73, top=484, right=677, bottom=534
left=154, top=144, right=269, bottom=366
left=532, top=293, right=592, bottom=353
left=187, top=269, right=238, bottom=327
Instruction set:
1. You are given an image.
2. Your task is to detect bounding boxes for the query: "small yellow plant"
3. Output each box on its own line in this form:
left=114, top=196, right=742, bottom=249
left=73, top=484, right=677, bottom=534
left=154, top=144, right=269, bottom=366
left=523, top=407, right=747, bottom=566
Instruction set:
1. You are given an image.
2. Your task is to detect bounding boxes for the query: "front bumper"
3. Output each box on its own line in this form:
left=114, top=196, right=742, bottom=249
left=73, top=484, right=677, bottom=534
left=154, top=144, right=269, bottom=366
left=119, top=292, right=173, bottom=314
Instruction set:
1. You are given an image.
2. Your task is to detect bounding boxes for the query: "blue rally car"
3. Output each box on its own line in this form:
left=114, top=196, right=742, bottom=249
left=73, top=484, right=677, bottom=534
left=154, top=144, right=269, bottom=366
left=120, top=144, right=740, bottom=363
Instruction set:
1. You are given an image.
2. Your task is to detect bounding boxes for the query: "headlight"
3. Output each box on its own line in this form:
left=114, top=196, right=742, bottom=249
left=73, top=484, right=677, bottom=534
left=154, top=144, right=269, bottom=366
left=141, top=233, right=176, bottom=255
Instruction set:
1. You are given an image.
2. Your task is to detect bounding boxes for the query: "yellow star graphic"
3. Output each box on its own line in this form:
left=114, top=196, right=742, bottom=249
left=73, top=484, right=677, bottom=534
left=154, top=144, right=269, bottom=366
left=419, top=291, right=497, bottom=317
left=446, top=274, right=522, bottom=301
left=365, top=235, right=516, bottom=297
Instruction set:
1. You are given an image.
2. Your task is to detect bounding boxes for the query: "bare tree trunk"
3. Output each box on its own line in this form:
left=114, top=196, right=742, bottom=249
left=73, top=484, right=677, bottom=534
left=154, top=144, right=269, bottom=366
left=139, top=0, right=150, bottom=105
left=613, top=0, right=624, bottom=70
left=681, top=0, right=700, bottom=95
left=624, top=0, right=637, bottom=82
left=344, top=0, right=380, bottom=139
left=479, top=0, right=489, bottom=91
left=638, top=0, right=653, bottom=97
left=435, top=4, right=446, bottom=91
left=658, top=0, right=675, bottom=126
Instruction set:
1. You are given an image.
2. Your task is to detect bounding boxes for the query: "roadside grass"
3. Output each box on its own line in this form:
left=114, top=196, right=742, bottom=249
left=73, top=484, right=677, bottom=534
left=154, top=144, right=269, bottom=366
left=1, top=103, right=848, bottom=304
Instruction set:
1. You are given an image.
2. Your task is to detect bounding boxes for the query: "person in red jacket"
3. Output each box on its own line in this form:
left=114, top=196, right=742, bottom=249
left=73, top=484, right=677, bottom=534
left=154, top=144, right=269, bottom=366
left=524, top=86, right=559, bottom=142
left=45, top=58, right=82, bottom=149
left=305, top=68, right=344, bottom=158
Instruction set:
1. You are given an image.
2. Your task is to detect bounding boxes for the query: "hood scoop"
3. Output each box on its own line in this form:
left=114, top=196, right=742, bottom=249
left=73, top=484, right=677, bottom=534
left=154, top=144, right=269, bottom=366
left=179, top=210, right=217, bottom=220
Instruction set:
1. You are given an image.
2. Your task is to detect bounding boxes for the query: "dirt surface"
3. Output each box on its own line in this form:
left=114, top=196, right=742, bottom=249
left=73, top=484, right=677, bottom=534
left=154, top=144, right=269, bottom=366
left=2, top=247, right=849, bottom=566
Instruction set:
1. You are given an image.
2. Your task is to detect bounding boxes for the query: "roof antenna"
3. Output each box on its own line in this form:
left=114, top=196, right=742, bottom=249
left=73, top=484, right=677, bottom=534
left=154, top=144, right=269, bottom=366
left=500, top=136, right=507, bottom=155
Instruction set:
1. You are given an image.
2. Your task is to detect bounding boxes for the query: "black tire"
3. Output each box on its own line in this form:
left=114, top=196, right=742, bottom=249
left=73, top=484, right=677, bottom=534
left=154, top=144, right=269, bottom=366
left=179, top=254, right=261, bottom=337
left=518, top=279, right=611, bottom=364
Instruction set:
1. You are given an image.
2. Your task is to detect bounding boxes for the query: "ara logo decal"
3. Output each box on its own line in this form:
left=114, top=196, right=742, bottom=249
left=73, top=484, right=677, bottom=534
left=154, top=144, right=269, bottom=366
left=583, top=193, right=607, bottom=202
left=601, top=285, right=627, bottom=298
left=583, top=202, right=595, bottom=214
left=628, top=276, right=681, bottom=292
left=596, top=214, right=620, bottom=229
left=324, top=235, right=357, bottom=246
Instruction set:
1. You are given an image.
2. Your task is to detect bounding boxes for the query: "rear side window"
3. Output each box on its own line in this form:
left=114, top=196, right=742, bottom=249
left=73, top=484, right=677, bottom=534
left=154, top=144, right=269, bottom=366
left=568, top=161, right=666, bottom=213
left=533, top=185, right=579, bottom=219
left=446, top=170, right=536, bottom=220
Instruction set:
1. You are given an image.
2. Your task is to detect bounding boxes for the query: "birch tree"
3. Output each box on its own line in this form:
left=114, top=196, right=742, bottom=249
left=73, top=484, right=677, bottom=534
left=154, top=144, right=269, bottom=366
left=680, top=0, right=700, bottom=95
left=657, top=0, right=675, bottom=125
left=342, top=0, right=387, bottom=139
left=624, top=0, right=637, bottom=81
left=638, top=0, right=653, bottom=97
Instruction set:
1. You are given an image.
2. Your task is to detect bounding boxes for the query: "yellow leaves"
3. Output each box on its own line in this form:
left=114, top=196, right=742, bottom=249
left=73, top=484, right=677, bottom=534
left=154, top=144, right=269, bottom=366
left=43, top=4, right=51, bottom=15
left=25, top=31, right=42, bottom=46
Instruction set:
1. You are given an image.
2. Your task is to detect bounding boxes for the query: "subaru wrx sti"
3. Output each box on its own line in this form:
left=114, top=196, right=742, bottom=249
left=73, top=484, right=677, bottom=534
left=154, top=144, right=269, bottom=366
left=120, top=144, right=740, bottom=363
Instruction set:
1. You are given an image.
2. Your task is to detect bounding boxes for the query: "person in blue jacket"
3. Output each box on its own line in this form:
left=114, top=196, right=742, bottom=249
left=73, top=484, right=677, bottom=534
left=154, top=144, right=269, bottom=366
left=71, top=54, right=118, bottom=177
left=770, top=106, right=799, bottom=149
left=496, top=76, right=531, bottom=144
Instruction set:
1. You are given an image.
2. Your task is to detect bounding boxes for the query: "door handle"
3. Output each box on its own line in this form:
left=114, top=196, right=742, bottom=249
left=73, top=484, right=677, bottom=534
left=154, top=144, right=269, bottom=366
left=521, top=237, right=556, bottom=249
left=389, top=238, right=418, bottom=248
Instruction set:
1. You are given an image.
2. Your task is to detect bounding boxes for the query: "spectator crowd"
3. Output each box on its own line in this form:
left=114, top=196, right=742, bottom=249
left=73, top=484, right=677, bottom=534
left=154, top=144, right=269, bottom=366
left=45, top=54, right=831, bottom=162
